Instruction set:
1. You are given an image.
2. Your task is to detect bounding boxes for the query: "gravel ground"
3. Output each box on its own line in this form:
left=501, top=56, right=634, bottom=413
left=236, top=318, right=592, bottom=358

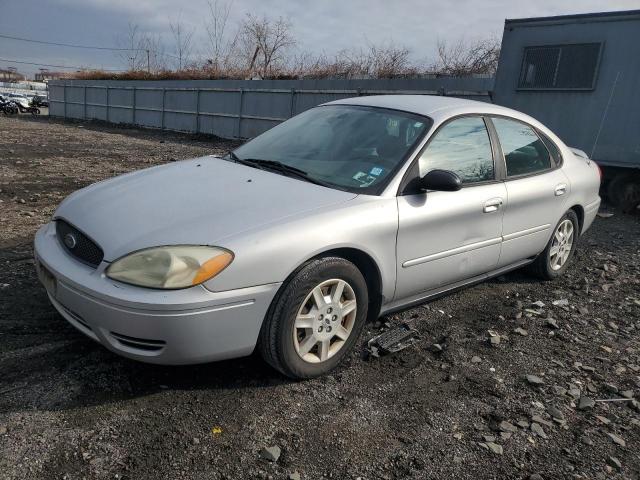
left=1, top=115, right=639, bottom=480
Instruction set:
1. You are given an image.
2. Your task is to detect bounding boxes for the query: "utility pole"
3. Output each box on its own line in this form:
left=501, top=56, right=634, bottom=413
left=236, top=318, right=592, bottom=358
left=146, top=49, right=150, bottom=73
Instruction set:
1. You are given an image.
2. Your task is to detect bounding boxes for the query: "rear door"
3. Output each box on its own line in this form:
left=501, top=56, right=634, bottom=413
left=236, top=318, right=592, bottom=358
left=488, top=116, right=570, bottom=267
left=395, top=116, right=507, bottom=300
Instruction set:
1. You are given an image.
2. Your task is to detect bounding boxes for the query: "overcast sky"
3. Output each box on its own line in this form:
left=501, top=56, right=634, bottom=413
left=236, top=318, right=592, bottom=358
left=1, top=0, right=639, bottom=78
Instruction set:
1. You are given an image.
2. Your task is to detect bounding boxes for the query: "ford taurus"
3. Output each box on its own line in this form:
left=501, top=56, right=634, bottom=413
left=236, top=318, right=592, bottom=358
left=34, top=95, right=601, bottom=378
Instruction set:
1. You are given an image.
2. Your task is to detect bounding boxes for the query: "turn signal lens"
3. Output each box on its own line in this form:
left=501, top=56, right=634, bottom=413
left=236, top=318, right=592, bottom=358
left=106, top=246, right=234, bottom=289
left=192, top=251, right=234, bottom=285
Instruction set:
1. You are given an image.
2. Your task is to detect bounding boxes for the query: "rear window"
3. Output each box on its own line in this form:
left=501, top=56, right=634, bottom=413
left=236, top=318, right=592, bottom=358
left=537, top=131, right=563, bottom=167
left=492, top=118, right=551, bottom=177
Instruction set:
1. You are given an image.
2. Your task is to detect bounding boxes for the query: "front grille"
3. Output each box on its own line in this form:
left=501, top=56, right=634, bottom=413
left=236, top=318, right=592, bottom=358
left=56, top=220, right=104, bottom=268
left=110, top=332, right=166, bottom=352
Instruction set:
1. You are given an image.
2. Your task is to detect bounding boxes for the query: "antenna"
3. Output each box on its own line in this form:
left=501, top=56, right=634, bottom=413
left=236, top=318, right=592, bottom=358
left=591, top=71, right=620, bottom=159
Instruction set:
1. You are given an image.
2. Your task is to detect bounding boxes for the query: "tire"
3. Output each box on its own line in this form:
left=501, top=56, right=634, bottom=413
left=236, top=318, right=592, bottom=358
left=258, top=257, right=369, bottom=379
left=613, top=175, right=640, bottom=213
left=606, top=174, right=625, bottom=207
left=529, top=210, right=579, bottom=280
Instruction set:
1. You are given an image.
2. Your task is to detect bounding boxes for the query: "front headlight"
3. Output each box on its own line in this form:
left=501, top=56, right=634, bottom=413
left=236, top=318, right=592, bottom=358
left=106, top=246, right=233, bottom=289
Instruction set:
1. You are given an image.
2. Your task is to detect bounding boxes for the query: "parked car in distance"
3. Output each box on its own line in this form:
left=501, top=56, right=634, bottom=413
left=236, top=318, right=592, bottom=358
left=6, top=93, right=30, bottom=109
left=31, top=95, right=49, bottom=108
left=34, top=95, right=601, bottom=379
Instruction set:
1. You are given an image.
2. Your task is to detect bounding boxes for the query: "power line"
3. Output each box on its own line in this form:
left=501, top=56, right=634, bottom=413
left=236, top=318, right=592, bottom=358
left=0, top=32, right=180, bottom=59
left=0, top=33, right=132, bottom=51
left=0, top=57, right=125, bottom=71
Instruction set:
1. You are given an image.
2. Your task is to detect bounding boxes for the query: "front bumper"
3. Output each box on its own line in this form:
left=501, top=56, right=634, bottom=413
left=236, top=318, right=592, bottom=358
left=34, top=222, right=281, bottom=365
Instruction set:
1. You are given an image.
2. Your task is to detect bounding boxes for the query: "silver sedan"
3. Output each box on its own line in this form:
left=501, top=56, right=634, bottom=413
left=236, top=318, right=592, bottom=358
left=34, top=95, right=601, bottom=378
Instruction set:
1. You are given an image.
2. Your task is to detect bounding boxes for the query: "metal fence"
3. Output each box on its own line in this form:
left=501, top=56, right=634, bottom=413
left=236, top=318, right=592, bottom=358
left=49, top=78, right=494, bottom=139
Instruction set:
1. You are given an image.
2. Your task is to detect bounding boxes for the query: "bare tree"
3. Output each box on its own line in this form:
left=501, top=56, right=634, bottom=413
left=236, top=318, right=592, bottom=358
left=316, top=41, right=415, bottom=79
left=241, top=14, right=295, bottom=78
left=117, top=22, right=144, bottom=70
left=139, top=33, right=167, bottom=72
left=116, top=22, right=167, bottom=72
left=204, top=0, right=240, bottom=70
left=430, top=37, right=500, bottom=76
left=287, top=51, right=330, bottom=78
left=367, top=42, right=414, bottom=78
left=170, top=13, right=195, bottom=69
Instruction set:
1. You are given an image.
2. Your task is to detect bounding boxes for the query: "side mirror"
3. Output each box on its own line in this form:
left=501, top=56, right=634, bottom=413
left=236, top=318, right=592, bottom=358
left=421, top=169, right=462, bottom=192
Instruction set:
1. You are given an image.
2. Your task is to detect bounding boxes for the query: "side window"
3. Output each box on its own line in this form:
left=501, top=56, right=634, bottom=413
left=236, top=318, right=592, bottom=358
left=492, top=118, right=551, bottom=177
left=418, top=117, right=494, bottom=184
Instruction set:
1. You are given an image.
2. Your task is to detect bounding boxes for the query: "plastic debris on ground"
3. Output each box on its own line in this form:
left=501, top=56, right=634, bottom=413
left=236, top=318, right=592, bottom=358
left=367, top=323, right=420, bottom=358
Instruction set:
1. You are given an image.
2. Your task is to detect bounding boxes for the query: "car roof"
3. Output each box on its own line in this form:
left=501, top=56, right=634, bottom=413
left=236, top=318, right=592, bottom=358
left=324, top=94, right=540, bottom=125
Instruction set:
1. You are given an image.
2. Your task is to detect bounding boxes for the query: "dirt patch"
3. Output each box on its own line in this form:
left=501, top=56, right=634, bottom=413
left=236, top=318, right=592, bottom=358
left=1, top=115, right=639, bottom=480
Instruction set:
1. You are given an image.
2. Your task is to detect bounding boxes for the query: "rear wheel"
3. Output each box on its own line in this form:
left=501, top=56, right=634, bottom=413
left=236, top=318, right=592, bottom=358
left=258, top=257, right=368, bottom=379
left=529, top=210, right=579, bottom=280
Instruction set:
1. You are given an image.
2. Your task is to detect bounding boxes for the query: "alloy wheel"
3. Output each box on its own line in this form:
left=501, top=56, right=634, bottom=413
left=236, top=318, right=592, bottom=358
left=293, top=278, right=357, bottom=363
left=549, top=219, right=574, bottom=271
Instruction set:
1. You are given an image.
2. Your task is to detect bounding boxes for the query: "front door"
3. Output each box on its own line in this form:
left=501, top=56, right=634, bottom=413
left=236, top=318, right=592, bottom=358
left=395, top=116, right=506, bottom=300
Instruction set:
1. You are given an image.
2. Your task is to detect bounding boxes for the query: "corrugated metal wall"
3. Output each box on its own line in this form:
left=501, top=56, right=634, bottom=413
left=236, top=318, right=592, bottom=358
left=493, top=11, right=640, bottom=168
left=48, top=77, right=494, bottom=139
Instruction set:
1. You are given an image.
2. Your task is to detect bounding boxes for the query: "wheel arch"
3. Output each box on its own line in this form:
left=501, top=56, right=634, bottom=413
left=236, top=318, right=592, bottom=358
left=270, top=247, right=384, bottom=325
left=314, top=247, right=383, bottom=322
left=569, top=204, right=584, bottom=233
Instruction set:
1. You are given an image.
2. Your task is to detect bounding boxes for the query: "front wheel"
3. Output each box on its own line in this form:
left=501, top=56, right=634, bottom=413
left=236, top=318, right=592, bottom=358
left=529, top=210, right=579, bottom=280
left=258, top=257, right=369, bottom=379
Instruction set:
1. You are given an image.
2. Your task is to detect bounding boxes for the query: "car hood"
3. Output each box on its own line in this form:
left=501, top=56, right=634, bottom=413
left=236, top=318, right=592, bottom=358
left=54, top=156, right=357, bottom=261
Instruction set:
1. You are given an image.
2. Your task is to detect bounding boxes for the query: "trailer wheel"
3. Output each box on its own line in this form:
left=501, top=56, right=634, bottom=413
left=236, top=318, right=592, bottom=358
left=607, top=173, right=640, bottom=213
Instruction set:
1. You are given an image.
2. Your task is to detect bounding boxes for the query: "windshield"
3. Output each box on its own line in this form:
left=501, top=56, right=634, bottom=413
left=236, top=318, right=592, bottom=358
left=232, top=105, right=430, bottom=194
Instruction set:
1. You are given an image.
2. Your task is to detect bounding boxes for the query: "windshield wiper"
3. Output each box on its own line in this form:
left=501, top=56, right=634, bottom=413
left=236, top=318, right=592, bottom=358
left=227, top=150, right=241, bottom=162
left=229, top=155, right=333, bottom=188
left=226, top=152, right=281, bottom=172
left=227, top=152, right=275, bottom=171
left=245, top=158, right=309, bottom=175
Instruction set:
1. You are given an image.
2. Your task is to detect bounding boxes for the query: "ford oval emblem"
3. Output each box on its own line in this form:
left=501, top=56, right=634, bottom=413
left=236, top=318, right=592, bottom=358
left=64, top=233, right=77, bottom=249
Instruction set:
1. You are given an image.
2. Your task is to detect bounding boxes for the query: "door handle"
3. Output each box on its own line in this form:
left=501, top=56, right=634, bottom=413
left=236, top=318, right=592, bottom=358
left=483, top=198, right=503, bottom=213
left=555, top=183, right=567, bottom=196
